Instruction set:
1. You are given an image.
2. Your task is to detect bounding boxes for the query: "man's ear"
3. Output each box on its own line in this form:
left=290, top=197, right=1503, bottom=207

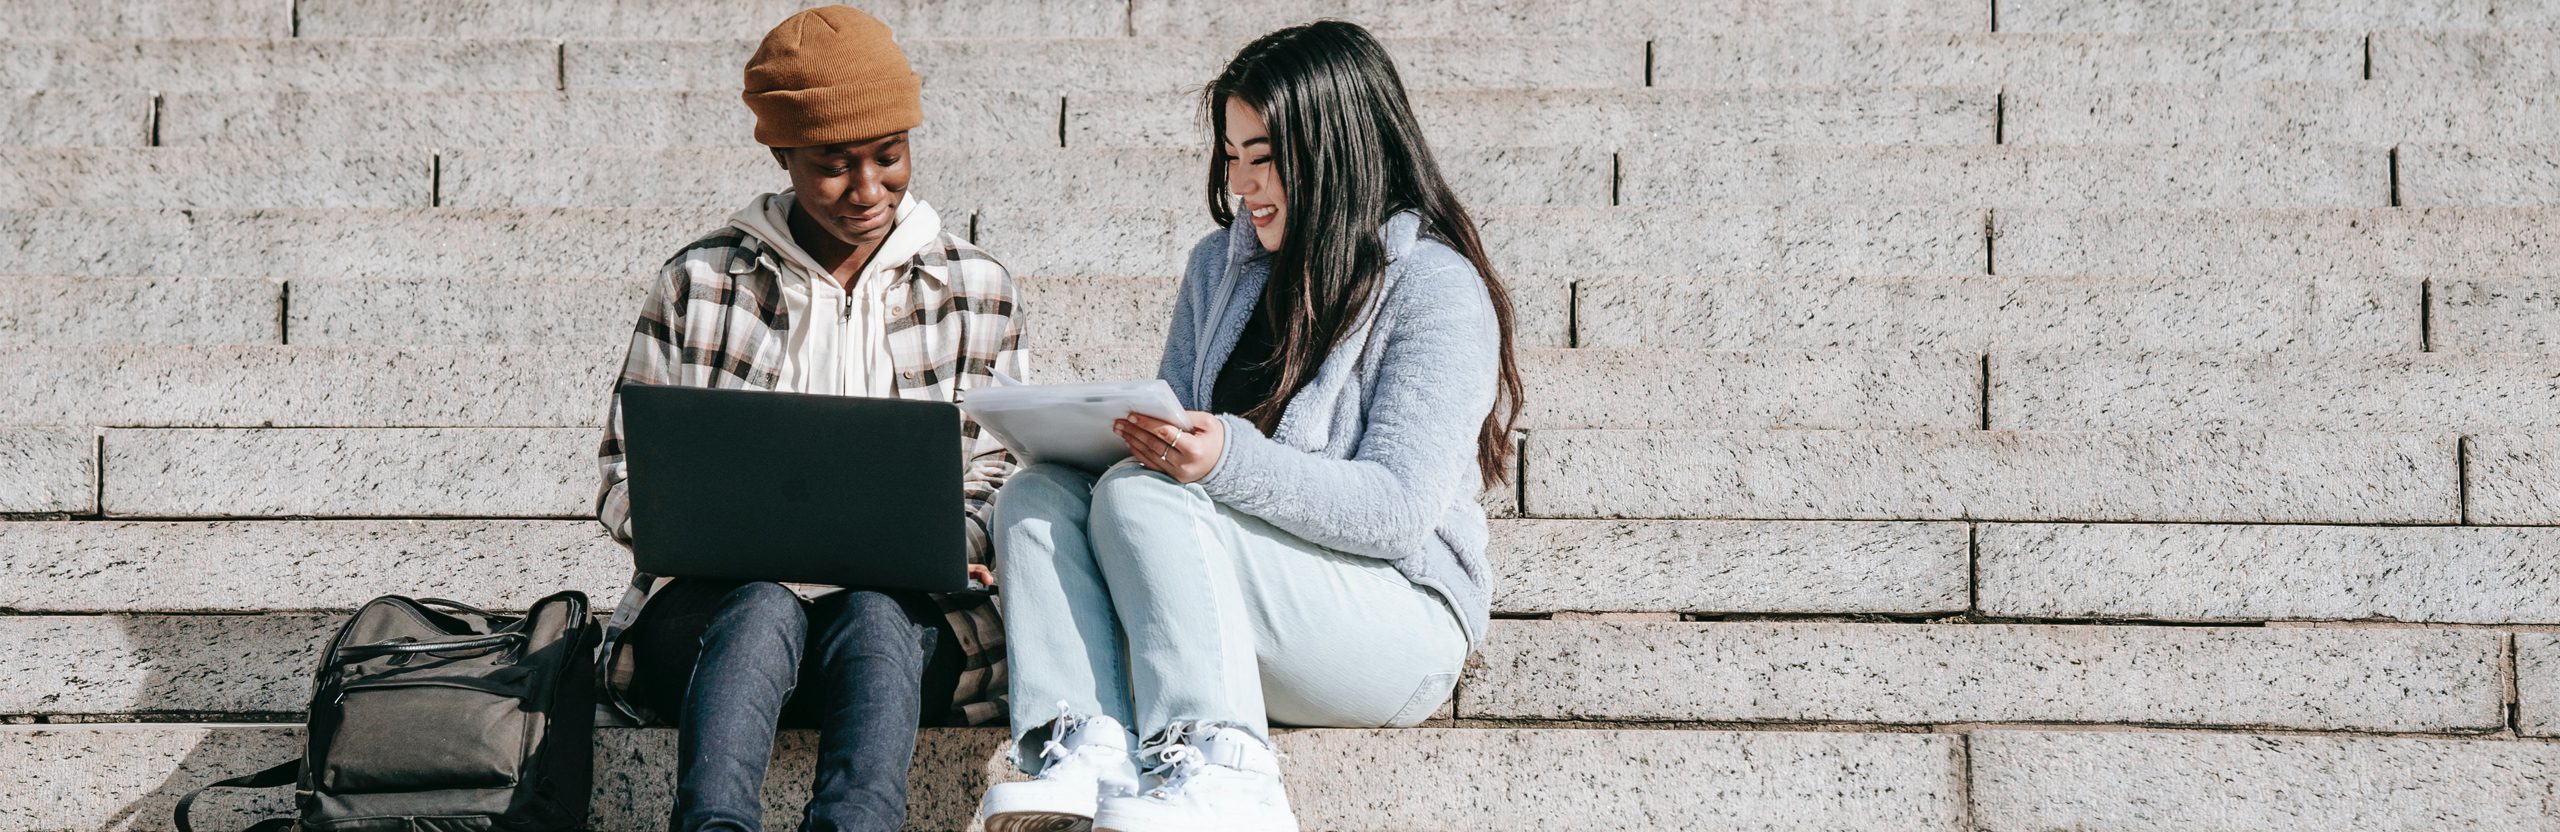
left=771, top=147, right=789, bottom=168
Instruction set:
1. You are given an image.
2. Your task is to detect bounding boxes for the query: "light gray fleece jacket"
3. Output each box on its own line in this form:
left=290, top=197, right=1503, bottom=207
left=1164, top=209, right=1499, bottom=647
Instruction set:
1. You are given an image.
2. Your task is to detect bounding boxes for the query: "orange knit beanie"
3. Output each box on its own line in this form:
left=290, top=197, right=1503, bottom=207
left=742, top=5, right=923, bottom=148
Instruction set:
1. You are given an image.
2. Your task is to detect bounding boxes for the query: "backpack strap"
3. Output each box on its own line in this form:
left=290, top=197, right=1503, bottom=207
left=173, top=758, right=302, bottom=832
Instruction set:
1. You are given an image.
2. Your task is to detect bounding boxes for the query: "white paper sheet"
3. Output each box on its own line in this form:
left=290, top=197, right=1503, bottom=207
left=958, top=377, right=1193, bottom=472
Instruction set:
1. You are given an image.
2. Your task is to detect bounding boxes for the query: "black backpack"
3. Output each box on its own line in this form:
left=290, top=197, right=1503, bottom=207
left=177, top=592, right=600, bottom=832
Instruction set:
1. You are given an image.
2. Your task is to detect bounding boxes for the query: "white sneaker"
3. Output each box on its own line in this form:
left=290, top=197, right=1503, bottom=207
left=981, top=706, right=1142, bottom=832
left=1093, top=722, right=1298, bottom=832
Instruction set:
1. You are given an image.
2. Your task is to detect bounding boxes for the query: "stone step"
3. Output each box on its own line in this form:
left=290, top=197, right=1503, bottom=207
left=0, top=277, right=281, bottom=346
left=0, top=427, right=93, bottom=514
left=1618, top=144, right=2386, bottom=208
left=2434, top=278, right=2560, bottom=352
left=0, top=518, right=1970, bottom=616
left=978, top=206, right=1990, bottom=277
left=1128, top=0, right=1984, bottom=37
left=1525, top=429, right=2455, bottom=523
left=1990, top=0, right=2560, bottom=31
left=1992, top=207, right=2560, bottom=277
left=0, top=617, right=2505, bottom=734
left=101, top=428, right=598, bottom=519
left=567, top=36, right=1641, bottom=92
left=2005, top=82, right=2560, bottom=144
left=2371, top=29, right=2560, bottom=83
left=2, top=206, right=1996, bottom=279
left=1969, top=730, right=2560, bottom=832
left=1990, top=353, right=2560, bottom=431
left=0, top=148, right=430, bottom=210
left=0, top=346, right=1979, bottom=431
left=1574, top=275, right=2411, bottom=352
left=434, top=146, right=1609, bottom=210
left=1465, top=621, right=2503, bottom=732
left=1071, top=86, right=1998, bottom=149
left=0, top=1, right=288, bottom=37
left=1976, top=523, right=2560, bottom=624
left=2, top=90, right=149, bottom=147
left=1, top=723, right=1965, bottom=832
left=2397, top=143, right=2560, bottom=206
left=293, top=0, right=1128, bottom=39
left=0, top=38, right=560, bottom=91
left=1653, top=32, right=2362, bottom=86
left=2465, top=432, right=2560, bottom=524
left=2525, top=635, right=2560, bottom=736
left=152, top=90, right=1059, bottom=149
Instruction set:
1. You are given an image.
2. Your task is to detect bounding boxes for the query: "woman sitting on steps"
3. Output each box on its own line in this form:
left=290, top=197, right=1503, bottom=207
left=977, top=20, right=1526, bottom=832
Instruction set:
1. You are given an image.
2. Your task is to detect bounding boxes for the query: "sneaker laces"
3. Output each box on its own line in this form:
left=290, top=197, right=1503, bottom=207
left=1035, top=701, right=1090, bottom=776
left=1135, top=720, right=1218, bottom=798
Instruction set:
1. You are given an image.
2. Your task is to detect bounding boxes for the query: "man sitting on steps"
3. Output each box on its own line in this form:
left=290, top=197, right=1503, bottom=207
left=590, top=6, right=1024, bottom=830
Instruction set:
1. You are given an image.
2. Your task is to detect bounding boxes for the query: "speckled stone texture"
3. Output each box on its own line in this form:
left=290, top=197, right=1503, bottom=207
left=0, top=520, right=626, bottom=613
left=0, top=0, right=290, bottom=37
left=1130, top=0, right=1982, bottom=36
left=1575, top=275, right=2409, bottom=351
left=1655, top=32, right=2360, bottom=85
left=1991, top=352, right=2560, bottom=431
left=6, top=725, right=1964, bottom=831
left=1017, top=276, right=1178, bottom=350
left=1, top=208, right=716, bottom=278
left=1026, top=347, right=1159, bottom=385
left=435, top=146, right=780, bottom=209
left=1490, top=519, right=1967, bottom=614
left=298, top=0, right=1127, bottom=38
left=1, top=91, right=150, bottom=147
left=2464, top=433, right=2560, bottom=524
left=1980, top=523, right=2560, bottom=623
left=2435, top=278, right=2560, bottom=351
left=1995, top=207, right=2560, bottom=277
left=1992, top=0, right=2545, bottom=30
left=158, top=90, right=1059, bottom=150
left=1073, top=87, right=1997, bottom=149
left=1970, top=730, right=2560, bottom=832
left=0, top=346, right=619, bottom=427
left=101, top=428, right=596, bottom=518
left=0, top=148, right=428, bottom=209
left=1467, top=621, right=2501, bottom=731
left=2398, top=143, right=2560, bottom=205
left=2006, top=82, right=2560, bottom=144
left=1621, top=144, right=2385, bottom=208
left=0, top=427, right=95, bottom=514
left=0, top=38, right=557, bottom=91
left=1519, top=349, right=1978, bottom=430
left=1525, top=429, right=2456, bottom=523
left=0, top=615, right=338, bottom=715
left=0, top=278, right=281, bottom=346
left=2372, top=30, right=2560, bottom=82
left=287, top=279, right=649, bottom=346
left=2522, top=635, right=2559, bottom=736
left=571, top=37, right=1642, bottom=91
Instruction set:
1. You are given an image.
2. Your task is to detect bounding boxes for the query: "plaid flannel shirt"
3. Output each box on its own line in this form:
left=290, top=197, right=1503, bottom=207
left=595, top=218, right=1024, bottom=727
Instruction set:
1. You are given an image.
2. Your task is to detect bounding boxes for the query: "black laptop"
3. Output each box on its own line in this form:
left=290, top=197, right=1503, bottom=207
left=619, top=384, right=976, bottom=594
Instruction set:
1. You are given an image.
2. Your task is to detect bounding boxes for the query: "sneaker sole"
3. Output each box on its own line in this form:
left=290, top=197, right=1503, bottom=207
left=985, top=811, right=1095, bottom=832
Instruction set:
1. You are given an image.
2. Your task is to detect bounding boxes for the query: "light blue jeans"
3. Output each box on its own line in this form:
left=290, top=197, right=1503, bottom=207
left=993, top=461, right=1467, bottom=766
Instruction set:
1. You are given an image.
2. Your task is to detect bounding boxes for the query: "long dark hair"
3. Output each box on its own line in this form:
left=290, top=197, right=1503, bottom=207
left=1203, top=20, right=1526, bottom=487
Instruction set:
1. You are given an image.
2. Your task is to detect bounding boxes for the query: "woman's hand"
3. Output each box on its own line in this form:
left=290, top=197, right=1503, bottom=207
left=1117, top=411, right=1224, bottom=484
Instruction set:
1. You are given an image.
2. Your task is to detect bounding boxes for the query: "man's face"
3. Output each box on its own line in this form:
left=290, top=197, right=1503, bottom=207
left=775, top=132, right=913, bottom=248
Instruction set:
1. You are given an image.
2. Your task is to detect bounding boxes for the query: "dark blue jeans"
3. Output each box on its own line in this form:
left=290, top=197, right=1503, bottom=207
left=628, top=580, right=961, bottom=832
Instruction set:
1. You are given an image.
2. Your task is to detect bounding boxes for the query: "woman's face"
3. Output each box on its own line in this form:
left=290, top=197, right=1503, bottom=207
left=1222, top=96, right=1284, bottom=252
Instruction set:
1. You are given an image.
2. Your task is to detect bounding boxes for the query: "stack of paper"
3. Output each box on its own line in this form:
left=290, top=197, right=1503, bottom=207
left=958, top=375, right=1193, bottom=472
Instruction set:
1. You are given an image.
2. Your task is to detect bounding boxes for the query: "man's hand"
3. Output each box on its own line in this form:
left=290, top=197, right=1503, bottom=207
left=1117, top=411, right=1223, bottom=484
left=968, top=564, right=996, bottom=587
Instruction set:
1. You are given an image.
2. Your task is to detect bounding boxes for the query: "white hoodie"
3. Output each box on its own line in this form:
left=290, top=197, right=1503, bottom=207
left=726, top=191, right=944, bottom=397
